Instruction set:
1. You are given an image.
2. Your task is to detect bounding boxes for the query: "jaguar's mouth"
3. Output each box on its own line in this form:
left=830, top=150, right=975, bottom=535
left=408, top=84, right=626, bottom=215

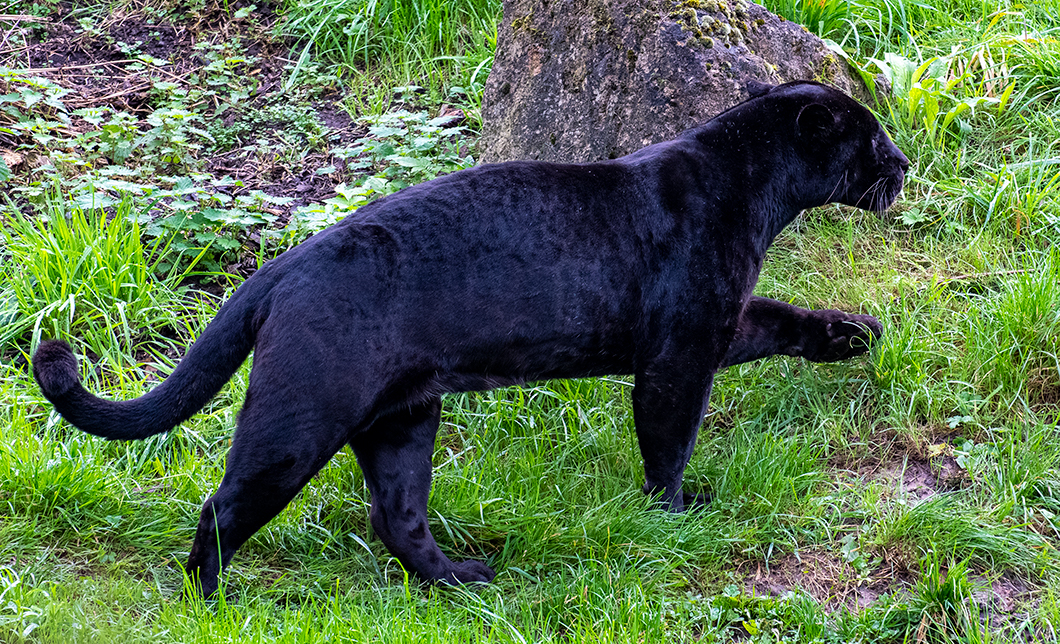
left=852, top=170, right=905, bottom=212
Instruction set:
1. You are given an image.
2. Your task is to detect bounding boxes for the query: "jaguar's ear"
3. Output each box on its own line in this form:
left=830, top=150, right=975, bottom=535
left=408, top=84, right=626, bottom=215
left=796, top=103, right=836, bottom=138
left=747, top=80, right=775, bottom=98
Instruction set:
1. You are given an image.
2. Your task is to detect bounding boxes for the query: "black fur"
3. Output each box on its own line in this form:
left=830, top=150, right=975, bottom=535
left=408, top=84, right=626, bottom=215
left=33, top=81, right=908, bottom=596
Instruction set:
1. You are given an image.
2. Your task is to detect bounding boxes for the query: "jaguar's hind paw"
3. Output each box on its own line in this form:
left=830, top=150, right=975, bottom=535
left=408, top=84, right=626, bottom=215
left=682, top=491, right=712, bottom=509
left=441, top=560, right=496, bottom=585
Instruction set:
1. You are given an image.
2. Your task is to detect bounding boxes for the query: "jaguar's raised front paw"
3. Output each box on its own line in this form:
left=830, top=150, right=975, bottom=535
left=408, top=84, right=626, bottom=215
left=803, top=310, right=883, bottom=363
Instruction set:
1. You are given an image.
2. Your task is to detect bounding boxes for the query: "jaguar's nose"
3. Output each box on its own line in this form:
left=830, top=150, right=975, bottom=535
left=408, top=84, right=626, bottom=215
left=896, top=149, right=910, bottom=172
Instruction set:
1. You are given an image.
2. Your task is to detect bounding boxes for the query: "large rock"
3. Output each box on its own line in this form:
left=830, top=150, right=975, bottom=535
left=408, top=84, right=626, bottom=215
left=480, top=0, right=872, bottom=163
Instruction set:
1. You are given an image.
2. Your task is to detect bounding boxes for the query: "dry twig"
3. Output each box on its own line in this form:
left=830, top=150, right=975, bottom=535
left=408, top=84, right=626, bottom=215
left=0, top=14, right=49, bottom=22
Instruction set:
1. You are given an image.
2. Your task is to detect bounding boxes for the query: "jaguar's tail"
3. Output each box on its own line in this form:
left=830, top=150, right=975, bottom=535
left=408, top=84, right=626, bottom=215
left=32, top=275, right=273, bottom=441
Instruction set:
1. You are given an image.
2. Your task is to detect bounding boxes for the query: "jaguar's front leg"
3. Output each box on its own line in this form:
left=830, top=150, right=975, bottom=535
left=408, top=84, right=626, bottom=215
left=632, top=365, right=715, bottom=512
left=720, top=296, right=882, bottom=368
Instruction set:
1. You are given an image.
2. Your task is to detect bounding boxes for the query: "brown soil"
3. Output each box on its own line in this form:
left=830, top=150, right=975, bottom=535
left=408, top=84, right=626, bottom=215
left=858, top=455, right=968, bottom=502
left=972, top=572, right=1032, bottom=615
left=744, top=548, right=913, bottom=611
left=12, top=2, right=287, bottom=112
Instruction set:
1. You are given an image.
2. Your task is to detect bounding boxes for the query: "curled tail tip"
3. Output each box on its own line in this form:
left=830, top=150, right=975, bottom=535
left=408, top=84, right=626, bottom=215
left=33, top=340, right=81, bottom=399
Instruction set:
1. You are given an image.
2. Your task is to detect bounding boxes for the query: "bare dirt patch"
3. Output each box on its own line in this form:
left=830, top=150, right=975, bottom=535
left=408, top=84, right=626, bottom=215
left=744, top=549, right=1039, bottom=631
left=972, top=572, right=1033, bottom=615
left=743, top=548, right=912, bottom=611
left=3, top=1, right=371, bottom=217
left=860, top=456, right=967, bottom=502
left=15, top=2, right=283, bottom=109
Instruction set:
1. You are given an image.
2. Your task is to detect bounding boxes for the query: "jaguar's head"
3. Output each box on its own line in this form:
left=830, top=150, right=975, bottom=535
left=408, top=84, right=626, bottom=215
left=746, top=80, right=909, bottom=212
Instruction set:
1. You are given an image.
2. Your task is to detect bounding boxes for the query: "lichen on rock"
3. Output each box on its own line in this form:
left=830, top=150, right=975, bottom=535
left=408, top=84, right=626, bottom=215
left=670, top=0, right=752, bottom=48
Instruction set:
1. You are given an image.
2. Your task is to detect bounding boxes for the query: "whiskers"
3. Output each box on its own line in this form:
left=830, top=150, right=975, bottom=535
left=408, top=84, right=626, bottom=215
left=826, top=170, right=849, bottom=203
left=857, top=173, right=904, bottom=212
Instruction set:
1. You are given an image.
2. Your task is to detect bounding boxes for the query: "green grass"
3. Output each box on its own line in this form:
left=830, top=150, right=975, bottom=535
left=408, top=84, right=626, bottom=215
left=0, top=197, right=210, bottom=368
left=280, top=0, right=499, bottom=109
left=3, top=0, right=1060, bottom=640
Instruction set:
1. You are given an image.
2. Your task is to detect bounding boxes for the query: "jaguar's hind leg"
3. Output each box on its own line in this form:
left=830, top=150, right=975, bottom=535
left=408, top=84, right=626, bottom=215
left=720, top=296, right=882, bottom=368
left=185, top=395, right=349, bottom=598
left=350, top=398, right=495, bottom=585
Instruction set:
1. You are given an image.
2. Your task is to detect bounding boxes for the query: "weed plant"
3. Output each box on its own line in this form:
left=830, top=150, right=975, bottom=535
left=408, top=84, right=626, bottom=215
left=285, top=110, right=476, bottom=239
left=3, top=0, right=1060, bottom=641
